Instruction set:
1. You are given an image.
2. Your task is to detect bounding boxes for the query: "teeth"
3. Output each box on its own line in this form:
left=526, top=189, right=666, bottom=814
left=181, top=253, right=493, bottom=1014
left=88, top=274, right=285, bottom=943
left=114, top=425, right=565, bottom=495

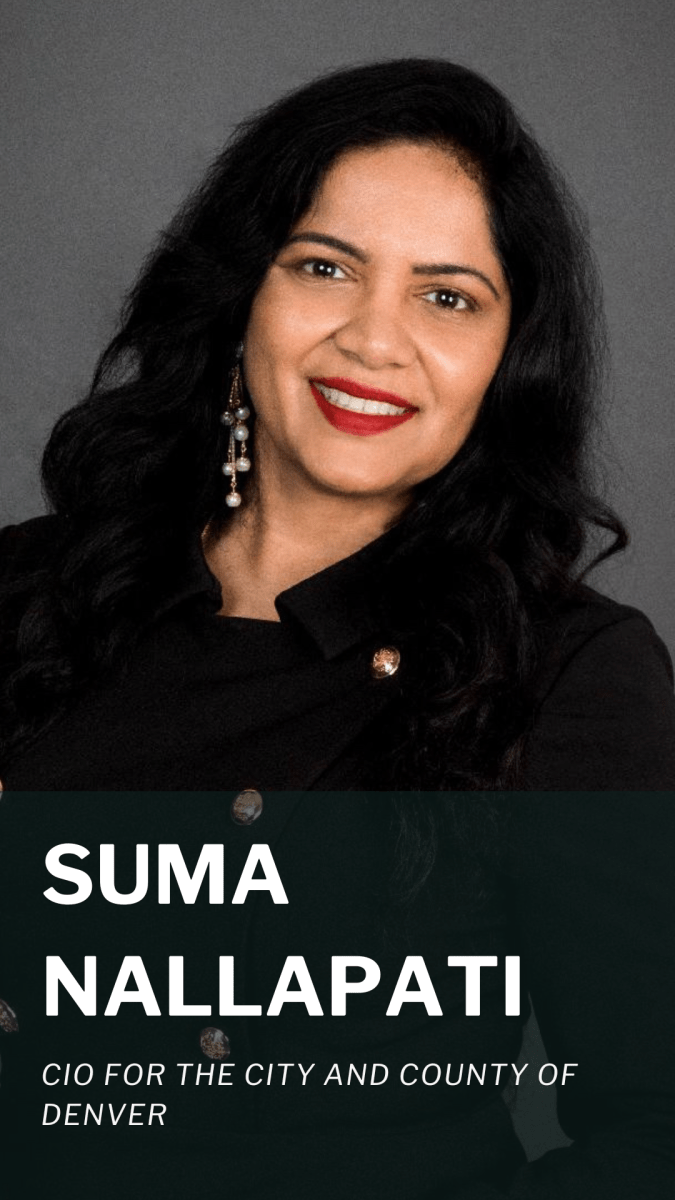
left=314, top=383, right=410, bottom=417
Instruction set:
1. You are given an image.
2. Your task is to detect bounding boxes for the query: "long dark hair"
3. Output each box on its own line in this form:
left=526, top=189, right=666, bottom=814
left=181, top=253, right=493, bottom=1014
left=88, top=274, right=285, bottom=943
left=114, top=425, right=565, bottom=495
left=0, top=58, right=626, bottom=785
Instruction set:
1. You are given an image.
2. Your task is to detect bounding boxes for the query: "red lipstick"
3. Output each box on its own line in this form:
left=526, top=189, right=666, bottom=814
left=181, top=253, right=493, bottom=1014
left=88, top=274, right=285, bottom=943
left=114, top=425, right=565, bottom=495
left=310, top=377, right=417, bottom=437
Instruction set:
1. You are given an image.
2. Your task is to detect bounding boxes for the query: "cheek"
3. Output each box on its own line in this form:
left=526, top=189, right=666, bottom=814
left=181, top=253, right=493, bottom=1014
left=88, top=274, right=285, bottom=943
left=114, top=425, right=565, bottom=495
left=246, top=274, right=345, bottom=375
left=245, top=290, right=286, bottom=368
left=243, top=296, right=290, bottom=417
left=427, top=338, right=506, bottom=457
left=243, top=287, right=317, bottom=433
left=434, top=336, right=505, bottom=406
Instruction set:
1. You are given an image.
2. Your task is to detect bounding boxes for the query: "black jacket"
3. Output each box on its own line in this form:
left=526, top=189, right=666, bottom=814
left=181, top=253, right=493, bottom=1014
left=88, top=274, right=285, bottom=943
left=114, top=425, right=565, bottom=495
left=1, top=515, right=675, bottom=792
left=1, top=517, right=675, bottom=1199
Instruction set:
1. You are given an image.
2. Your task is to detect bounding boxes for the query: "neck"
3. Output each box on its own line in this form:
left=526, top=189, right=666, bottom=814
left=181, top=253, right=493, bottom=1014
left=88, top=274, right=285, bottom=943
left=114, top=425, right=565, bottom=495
left=203, top=460, right=409, bottom=620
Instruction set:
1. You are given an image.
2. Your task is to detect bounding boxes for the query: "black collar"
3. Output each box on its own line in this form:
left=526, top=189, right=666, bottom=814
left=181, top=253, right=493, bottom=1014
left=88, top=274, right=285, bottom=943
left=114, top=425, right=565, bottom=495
left=154, top=527, right=400, bottom=661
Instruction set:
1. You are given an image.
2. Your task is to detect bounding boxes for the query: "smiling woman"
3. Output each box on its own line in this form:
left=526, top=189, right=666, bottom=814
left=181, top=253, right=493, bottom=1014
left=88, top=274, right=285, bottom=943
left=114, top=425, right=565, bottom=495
left=244, top=143, right=510, bottom=504
left=2, top=57, right=656, bottom=787
left=1, top=57, right=675, bottom=1200
left=213, top=140, right=512, bottom=619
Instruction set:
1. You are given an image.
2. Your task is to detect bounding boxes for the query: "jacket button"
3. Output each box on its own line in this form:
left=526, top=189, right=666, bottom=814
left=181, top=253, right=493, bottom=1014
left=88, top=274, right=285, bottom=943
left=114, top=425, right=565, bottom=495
left=200, top=1027, right=230, bottom=1060
left=231, top=789, right=263, bottom=824
left=0, top=999, right=19, bottom=1033
left=371, top=647, right=401, bottom=679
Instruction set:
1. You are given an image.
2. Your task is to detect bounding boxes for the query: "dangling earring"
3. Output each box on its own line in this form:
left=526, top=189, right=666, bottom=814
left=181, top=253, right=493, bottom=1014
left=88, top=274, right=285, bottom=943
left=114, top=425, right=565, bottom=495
left=220, top=345, right=251, bottom=509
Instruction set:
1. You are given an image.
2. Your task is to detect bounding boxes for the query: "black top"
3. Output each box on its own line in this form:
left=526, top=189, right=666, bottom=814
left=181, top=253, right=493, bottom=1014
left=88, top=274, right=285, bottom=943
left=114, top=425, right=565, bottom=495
left=1, top=516, right=675, bottom=1200
left=2, top=515, right=675, bottom=791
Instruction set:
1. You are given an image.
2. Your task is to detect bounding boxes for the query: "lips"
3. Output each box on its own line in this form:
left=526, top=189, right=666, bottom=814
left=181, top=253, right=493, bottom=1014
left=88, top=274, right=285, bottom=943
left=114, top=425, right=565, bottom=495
left=310, top=377, right=417, bottom=437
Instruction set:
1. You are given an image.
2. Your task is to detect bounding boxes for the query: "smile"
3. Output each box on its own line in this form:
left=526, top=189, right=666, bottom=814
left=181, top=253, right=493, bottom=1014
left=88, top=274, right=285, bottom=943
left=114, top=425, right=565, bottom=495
left=310, top=377, right=417, bottom=437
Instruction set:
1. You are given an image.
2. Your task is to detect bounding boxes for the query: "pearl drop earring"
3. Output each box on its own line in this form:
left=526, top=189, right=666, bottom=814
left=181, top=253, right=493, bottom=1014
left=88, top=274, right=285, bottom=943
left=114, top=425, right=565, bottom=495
left=221, top=347, right=251, bottom=508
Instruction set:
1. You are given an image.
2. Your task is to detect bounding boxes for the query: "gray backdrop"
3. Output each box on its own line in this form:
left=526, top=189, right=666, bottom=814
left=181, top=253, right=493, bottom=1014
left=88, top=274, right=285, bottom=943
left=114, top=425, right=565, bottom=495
left=1, top=0, right=674, bottom=1163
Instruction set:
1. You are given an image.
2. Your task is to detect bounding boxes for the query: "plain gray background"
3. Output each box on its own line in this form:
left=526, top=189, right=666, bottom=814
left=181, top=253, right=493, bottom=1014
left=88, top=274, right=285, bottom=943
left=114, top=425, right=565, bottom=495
left=1, top=0, right=673, bottom=1164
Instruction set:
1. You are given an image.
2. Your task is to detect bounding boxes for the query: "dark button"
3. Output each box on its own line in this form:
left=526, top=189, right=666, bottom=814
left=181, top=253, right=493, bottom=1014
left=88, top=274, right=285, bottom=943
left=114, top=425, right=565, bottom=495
left=200, top=1027, right=230, bottom=1060
left=231, top=789, right=263, bottom=825
left=370, top=646, right=401, bottom=679
left=0, top=999, right=19, bottom=1034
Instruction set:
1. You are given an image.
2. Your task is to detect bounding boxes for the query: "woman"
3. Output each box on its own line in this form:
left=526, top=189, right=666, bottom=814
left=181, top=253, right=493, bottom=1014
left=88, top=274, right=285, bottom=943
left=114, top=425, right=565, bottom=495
left=1, top=59, right=674, bottom=1199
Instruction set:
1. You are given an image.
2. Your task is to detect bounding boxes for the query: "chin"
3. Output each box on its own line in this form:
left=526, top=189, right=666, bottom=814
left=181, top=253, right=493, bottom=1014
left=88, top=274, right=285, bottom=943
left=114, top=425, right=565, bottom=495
left=315, top=475, right=414, bottom=506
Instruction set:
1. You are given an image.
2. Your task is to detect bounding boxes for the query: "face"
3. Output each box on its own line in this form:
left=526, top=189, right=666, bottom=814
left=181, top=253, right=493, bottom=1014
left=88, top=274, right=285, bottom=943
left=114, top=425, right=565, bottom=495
left=243, top=141, right=511, bottom=506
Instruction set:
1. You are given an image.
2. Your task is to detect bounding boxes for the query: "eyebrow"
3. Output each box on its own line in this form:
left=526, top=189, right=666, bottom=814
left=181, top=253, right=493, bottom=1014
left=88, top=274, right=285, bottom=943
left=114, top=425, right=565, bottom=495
left=283, top=231, right=502, bottom=300
left=284, top=232, right=367, bottom=262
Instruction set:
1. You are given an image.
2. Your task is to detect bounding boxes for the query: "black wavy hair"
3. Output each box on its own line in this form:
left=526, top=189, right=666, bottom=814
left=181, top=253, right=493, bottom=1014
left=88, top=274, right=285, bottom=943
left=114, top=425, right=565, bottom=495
left=0, top=58, right=626, bottom=789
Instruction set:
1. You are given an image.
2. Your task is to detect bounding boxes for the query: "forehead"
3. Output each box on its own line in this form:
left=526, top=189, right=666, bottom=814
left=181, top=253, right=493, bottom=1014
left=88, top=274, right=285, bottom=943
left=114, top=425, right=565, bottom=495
left=294, top=141, right=498, bottom=263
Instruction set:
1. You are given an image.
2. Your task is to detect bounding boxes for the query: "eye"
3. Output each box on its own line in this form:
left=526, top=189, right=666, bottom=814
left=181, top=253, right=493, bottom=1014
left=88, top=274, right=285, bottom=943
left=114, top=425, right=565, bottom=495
left=422, top=288, right=474, bottom=312
left=300, top=258, right=348, bottom=280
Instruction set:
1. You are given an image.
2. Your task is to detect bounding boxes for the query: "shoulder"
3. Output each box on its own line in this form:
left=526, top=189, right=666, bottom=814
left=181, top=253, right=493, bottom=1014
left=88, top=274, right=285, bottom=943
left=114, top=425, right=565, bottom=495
left=533, top=585, right=673, bottom=699
left=524, top=587, right=675, bottom=789
left=0, top=515, right=61, bottom=589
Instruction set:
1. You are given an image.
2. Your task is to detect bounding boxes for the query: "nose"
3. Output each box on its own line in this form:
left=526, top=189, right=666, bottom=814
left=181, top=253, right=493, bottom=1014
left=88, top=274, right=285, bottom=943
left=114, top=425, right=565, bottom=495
left=332, top=285, right=415, bottom=370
